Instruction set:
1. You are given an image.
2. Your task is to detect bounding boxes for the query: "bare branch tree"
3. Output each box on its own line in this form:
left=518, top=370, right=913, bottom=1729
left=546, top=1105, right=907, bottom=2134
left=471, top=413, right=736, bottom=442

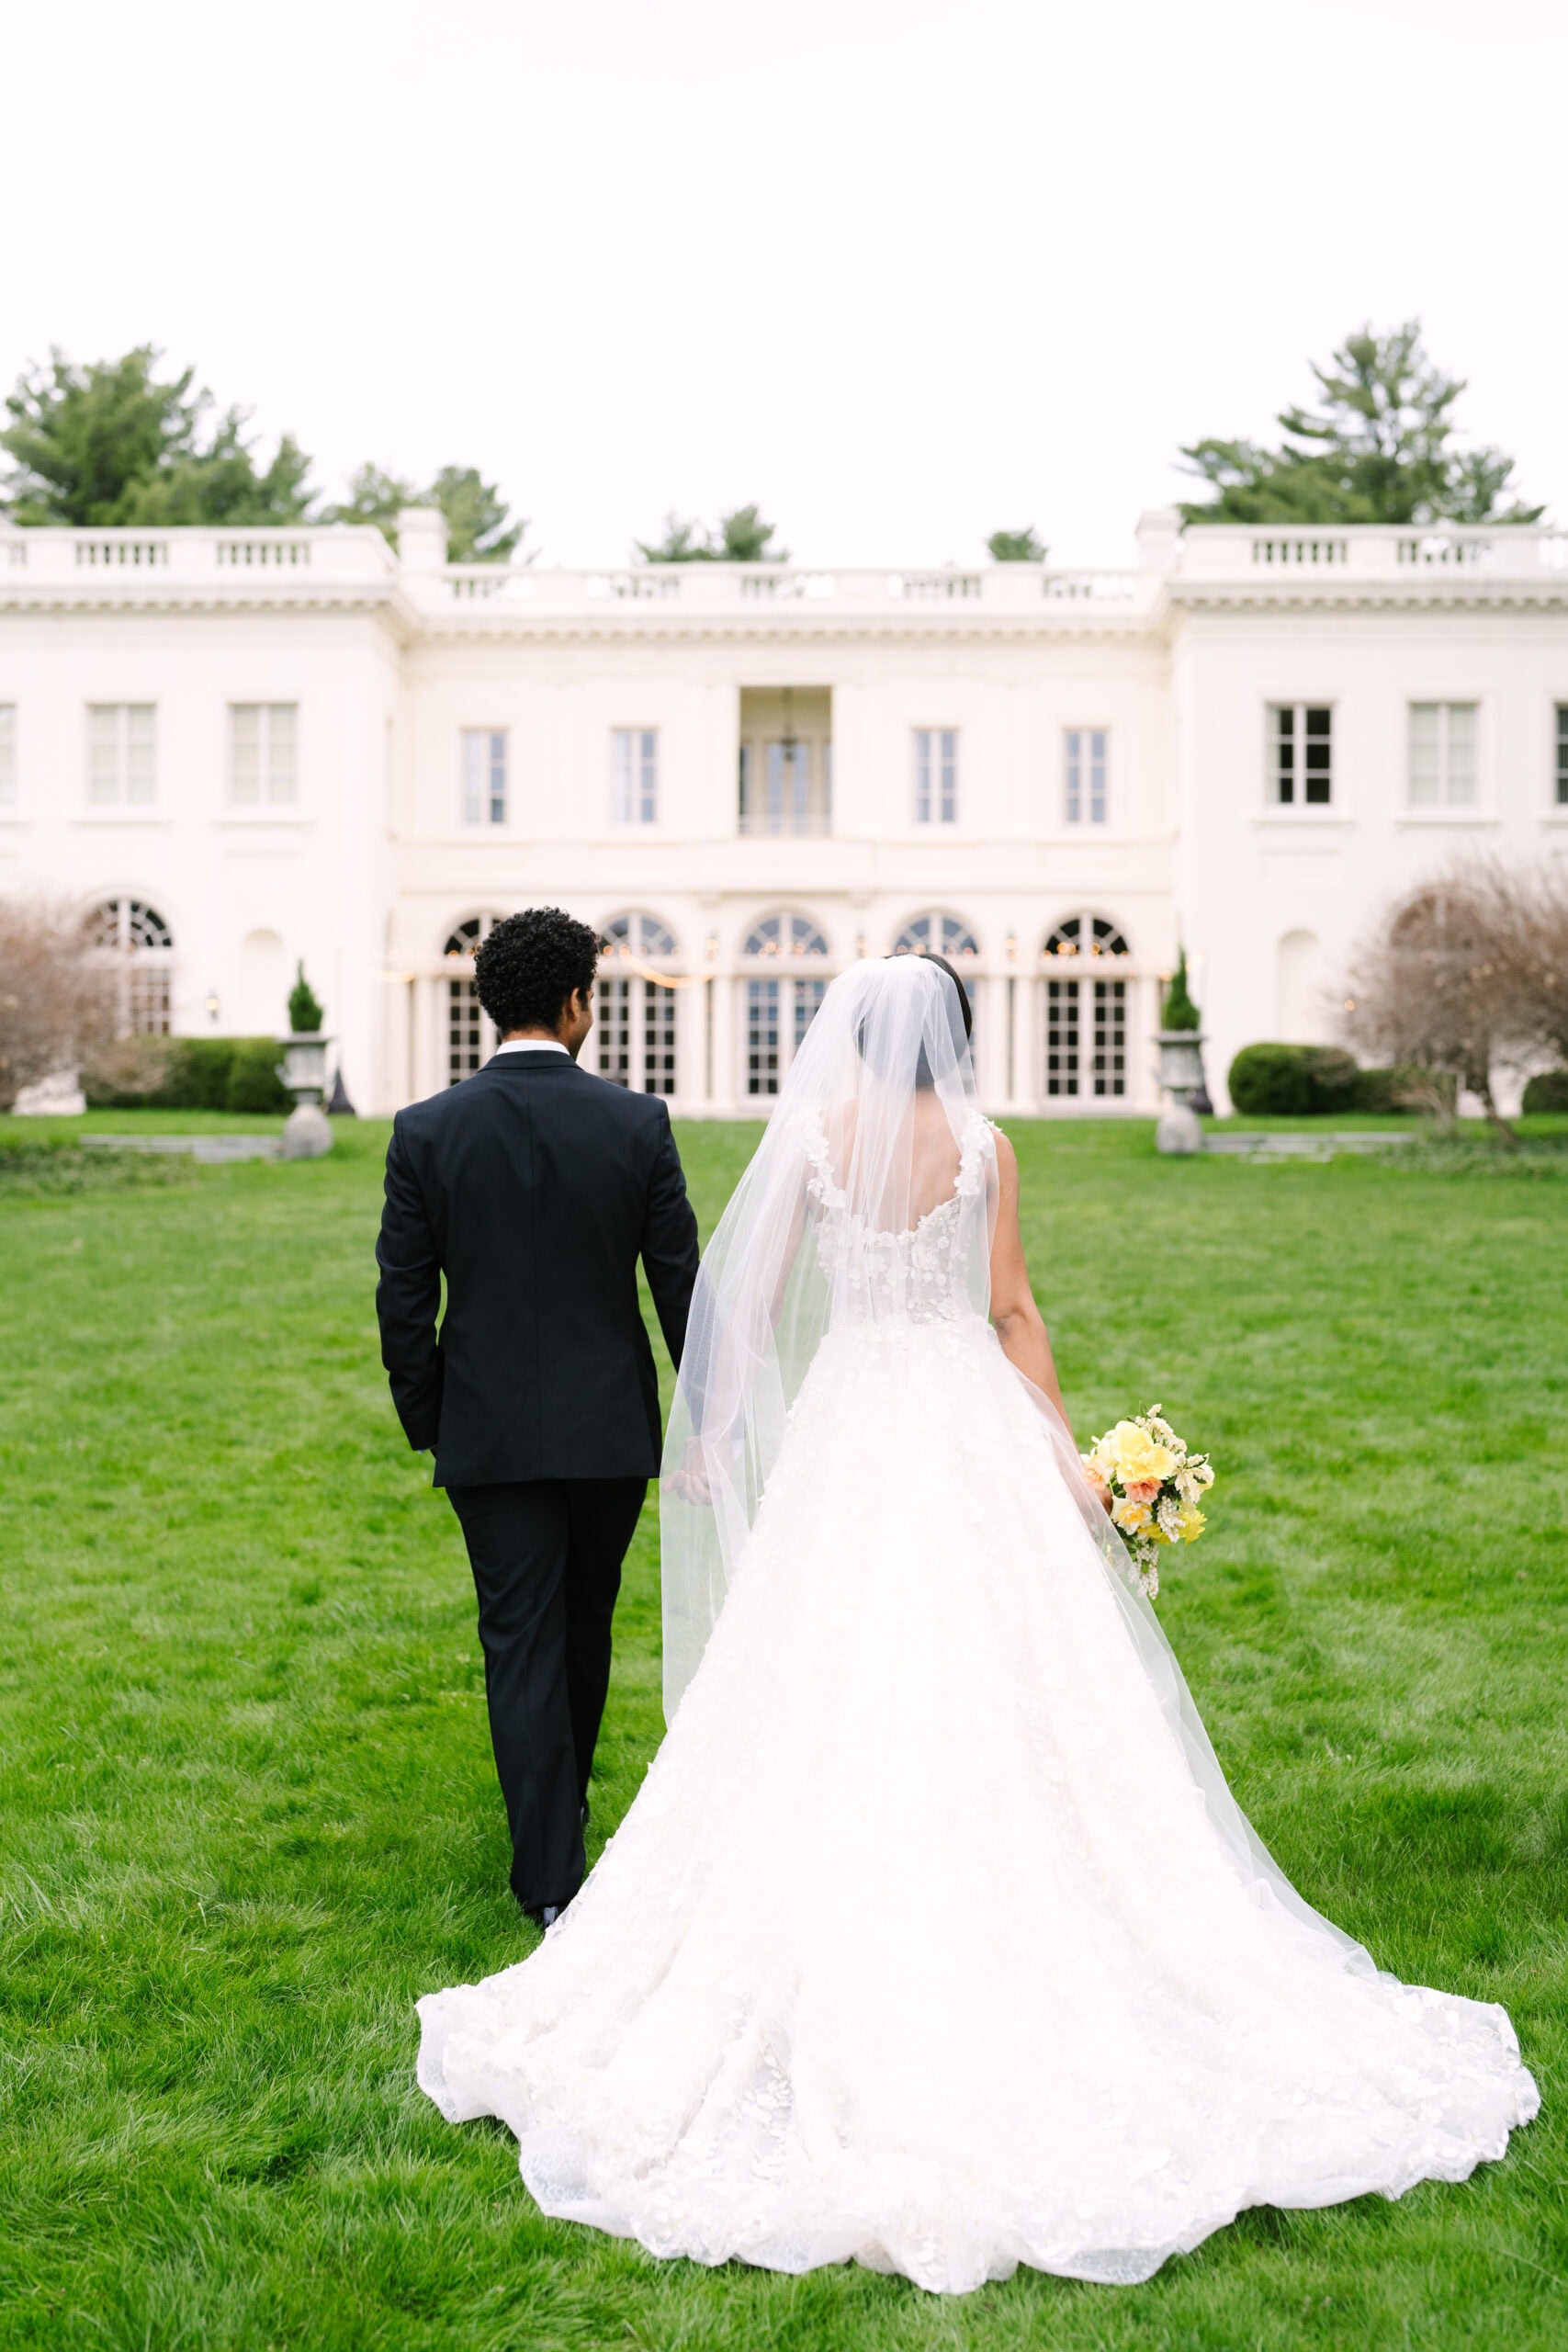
left=0, top=897, right=117, bottom=1111
left=1342, top=868, right=1527, bottom=1143
left=1487, top=861, right=1568, bottom=1079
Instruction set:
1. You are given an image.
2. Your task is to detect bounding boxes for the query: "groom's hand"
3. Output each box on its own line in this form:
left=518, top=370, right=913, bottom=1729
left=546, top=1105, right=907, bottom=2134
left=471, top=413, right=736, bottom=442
left=663, top=1439, right=713, bottom=1508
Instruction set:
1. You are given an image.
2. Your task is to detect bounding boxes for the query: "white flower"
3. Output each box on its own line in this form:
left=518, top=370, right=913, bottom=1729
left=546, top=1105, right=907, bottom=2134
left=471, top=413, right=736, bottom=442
left=1156, top=1495, right=1183, bottom=1540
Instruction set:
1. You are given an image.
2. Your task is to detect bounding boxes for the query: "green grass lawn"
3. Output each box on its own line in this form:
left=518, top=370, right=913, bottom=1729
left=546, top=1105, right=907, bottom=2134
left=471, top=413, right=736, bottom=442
left=2, top=1112, right=1565, bottom=2351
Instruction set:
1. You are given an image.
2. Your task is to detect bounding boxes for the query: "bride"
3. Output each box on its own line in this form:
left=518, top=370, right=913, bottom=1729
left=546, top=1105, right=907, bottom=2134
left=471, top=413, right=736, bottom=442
left=417, top=950, right=1536, bottom=2293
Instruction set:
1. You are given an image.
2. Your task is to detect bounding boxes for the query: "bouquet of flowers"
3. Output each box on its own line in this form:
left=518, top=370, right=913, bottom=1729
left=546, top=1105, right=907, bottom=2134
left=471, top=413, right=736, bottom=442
left=1080, top=1406, right=1213, bottom=1598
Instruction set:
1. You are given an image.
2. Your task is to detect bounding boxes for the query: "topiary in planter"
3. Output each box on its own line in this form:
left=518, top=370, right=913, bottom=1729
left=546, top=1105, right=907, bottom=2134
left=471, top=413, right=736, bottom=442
left=1162, top=949, right=1201, bottom=1032
left=288, top=962, right=324, bottom=1035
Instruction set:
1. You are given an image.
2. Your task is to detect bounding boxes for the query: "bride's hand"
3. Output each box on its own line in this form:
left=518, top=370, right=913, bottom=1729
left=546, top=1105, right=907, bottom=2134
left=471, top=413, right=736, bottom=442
left=663, top=1439, right=713, bottom=1508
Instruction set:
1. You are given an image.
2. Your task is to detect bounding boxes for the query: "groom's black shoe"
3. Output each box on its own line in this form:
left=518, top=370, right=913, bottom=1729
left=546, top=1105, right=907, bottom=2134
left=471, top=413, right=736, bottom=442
left=520, top=1898, right=566, bottom=1930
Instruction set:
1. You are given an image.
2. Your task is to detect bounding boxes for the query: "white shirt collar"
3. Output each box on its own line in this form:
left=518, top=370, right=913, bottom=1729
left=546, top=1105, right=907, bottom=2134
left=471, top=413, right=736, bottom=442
left=494, top=1038, right=570, bottom=1057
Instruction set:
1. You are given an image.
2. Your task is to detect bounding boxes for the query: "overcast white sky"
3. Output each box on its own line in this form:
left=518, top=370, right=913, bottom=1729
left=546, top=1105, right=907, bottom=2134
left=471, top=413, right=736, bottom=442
left=3, top=0, right=1562, bottom=567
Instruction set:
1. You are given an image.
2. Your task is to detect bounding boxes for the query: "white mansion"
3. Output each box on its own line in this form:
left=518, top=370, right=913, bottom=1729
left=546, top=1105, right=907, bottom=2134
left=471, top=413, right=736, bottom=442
left=2, top=506, right=1566, bottom=1117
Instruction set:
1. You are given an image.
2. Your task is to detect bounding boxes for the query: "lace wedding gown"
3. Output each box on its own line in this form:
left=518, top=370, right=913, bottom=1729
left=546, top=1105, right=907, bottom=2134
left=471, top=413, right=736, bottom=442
left=417, top=976, right=1536, bottom=2293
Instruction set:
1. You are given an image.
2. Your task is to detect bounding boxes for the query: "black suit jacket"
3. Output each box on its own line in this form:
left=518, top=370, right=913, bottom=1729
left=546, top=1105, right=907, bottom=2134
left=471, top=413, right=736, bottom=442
left=375, top=1051, right=700, bottom=1486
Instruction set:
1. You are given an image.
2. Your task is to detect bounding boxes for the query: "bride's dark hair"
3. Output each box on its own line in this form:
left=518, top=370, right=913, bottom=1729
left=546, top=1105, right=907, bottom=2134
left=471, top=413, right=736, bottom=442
left=853, top=950, right=973, bottom=1090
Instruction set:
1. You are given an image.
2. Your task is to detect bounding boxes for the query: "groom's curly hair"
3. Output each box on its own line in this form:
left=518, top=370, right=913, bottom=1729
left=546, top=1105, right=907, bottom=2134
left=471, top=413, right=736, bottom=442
left=473, top=906, right=600, bottom=1035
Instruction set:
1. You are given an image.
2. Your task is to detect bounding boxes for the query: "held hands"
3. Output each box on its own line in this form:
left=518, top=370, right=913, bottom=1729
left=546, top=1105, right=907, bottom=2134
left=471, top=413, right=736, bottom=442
left=663, top=1438, right=713, bottom=1509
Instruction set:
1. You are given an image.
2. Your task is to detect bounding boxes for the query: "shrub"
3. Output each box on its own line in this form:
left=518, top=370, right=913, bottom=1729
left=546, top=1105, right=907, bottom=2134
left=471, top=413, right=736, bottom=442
left=162, top=1038, right=238, bottom=1110
left=1522, top=1069, right=1568, bottom=1114
left=1354, top=1064, right=1455, bottom=1116
left=82, top=1035, right=288, bottom=1114
left=1227, top=1043, right=1362, bottom=1116
left=226, top=1038, right=290, bottom=1114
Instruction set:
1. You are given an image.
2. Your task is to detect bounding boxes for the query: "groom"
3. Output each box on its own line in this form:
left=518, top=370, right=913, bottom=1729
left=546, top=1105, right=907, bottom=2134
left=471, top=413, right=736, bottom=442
left=375, top=906, right=700, bottom=1926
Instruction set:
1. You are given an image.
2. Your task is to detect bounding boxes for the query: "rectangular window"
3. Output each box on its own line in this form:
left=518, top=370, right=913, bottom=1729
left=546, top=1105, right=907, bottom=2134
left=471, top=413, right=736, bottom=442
left=230, top=704, right=298, bottom=806
left=612, top=728, right=658, bottom=824
left=88, top=704, right=155, bottom=807
left=1558, top=705, right=1568, bottom=808
left=1269, top=704, right=1332, bottom=806
left=1064, top=728, right=1108, bottom=824
left=1408, top=703, right=1477, bottom=808
left=461, top=728, right=507, bottom=826
left=914, top=728, right=957, bottom=824
left=0, top=705, right=14, bottom=808
left=747, top=978, right=782, bottom=1097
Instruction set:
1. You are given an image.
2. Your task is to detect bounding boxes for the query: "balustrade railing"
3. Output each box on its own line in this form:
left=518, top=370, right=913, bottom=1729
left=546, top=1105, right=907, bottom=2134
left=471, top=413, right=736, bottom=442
left=216, top=537, right=312, bottom=567
left=1177, top=525, right=1568, bottom=579
left=75, top=538, right=169, bottom=568
left=5, top=526, right=1565, bottom=607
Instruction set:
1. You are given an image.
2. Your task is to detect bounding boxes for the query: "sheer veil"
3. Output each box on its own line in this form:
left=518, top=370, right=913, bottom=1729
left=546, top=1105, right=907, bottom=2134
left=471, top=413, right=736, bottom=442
left=660, top=954, right=989, bottom=1715
left=660, top=950, right=1372, bottom=1967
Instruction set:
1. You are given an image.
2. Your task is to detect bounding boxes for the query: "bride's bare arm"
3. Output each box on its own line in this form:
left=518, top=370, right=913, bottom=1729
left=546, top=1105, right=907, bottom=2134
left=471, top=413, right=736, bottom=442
left=988, top=1131, right=1068, bottom=1420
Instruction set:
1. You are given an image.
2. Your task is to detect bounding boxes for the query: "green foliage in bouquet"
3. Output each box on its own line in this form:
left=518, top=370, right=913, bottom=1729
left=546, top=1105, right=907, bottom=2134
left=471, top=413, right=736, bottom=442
left=288, top=962, right=323, bottom=1035
left=1162, top=949, right=1201, bottom=1033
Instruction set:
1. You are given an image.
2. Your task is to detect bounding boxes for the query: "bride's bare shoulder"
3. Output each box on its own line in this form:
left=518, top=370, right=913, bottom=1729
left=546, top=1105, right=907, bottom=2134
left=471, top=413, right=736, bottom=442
left=989, top=1125, right=1022, bottom=1213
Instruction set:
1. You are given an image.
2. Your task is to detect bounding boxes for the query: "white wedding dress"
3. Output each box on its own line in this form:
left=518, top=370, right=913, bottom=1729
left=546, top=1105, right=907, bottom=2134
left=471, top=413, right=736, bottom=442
left=417, top=959, right=1536, bottom=2294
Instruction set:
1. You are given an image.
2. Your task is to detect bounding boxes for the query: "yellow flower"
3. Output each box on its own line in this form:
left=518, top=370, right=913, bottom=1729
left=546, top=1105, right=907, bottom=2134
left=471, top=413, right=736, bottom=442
left=1098, top=1420, right=1179, bottom=1487
left=1177, top=1502, right=1207, bottom=1542
left=1111, top=1496, right=1153, bottom=1534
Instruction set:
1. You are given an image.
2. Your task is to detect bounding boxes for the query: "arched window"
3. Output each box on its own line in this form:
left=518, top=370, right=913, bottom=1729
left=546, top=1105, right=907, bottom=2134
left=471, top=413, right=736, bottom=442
left=1041, top=914, right=1128, bottom=1102
left=597, top=911, right=680, bottom=1096
left=443, top=912, right=505, bottom=1085
left=739, top=915, right=832, bottom=1097
left=85, top=898, right=175, bottom=1035
left=742, top=912, right=829, bottom=959
left=602, top=910, right=678, bottom=963
left=892, top=911, right=980, bottom=960
left=1043, top=913, right=1130, bottom=959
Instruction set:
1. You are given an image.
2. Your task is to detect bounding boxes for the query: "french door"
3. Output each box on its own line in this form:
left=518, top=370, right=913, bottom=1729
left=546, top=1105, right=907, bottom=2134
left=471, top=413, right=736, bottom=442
left=1045, top=977, right=1126, bottom=1100
left=597, top=976, right=677, bottom=1095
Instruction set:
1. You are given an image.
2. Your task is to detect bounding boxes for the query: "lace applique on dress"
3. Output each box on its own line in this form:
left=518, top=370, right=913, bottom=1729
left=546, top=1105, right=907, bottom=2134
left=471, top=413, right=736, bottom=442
left=799, top=1110, right=991, bottom=1323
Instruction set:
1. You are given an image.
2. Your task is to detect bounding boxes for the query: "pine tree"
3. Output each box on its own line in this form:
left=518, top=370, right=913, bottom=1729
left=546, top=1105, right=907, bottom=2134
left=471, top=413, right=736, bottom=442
left=1180, top=323, right=1541, bottom=527
left=1, top=346, right=311, bottom=526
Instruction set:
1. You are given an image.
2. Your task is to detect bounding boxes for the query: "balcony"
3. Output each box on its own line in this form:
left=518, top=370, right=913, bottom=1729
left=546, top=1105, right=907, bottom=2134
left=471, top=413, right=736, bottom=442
left=738, top=687, right=831, bottom=838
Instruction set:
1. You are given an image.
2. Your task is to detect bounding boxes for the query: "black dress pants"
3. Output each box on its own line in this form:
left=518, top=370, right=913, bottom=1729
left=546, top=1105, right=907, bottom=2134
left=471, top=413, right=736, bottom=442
left=446, top=1477, right=646, bottom=1910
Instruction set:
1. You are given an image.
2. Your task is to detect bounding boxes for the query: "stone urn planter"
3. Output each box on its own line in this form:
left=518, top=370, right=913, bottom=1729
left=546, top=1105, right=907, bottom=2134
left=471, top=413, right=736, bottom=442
left=1154, top=1028, right=1207, bottom=1156
left=276, top=1033, right=333, bottom=1159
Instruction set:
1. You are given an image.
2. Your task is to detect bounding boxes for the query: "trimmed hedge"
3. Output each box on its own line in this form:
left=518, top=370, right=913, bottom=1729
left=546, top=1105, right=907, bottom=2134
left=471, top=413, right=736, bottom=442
left=1227, top=1043, right=1362, bottom=1117
left=1522, top=1069, right=1568, bottom=1115
left=85, top=1036, right=290, bottom=1115
left=1225, top=1043, right=1449, bottom=1117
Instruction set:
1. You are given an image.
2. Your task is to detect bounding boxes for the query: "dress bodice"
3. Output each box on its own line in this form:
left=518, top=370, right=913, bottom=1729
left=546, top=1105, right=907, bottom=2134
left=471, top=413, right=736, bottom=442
left=802, top=1113, right=989, bottom=1324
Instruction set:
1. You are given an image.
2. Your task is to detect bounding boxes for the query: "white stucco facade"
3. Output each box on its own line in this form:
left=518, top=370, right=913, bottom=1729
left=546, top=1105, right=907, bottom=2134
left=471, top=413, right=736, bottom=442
left=3, top=508, right=1566, bottom=1116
